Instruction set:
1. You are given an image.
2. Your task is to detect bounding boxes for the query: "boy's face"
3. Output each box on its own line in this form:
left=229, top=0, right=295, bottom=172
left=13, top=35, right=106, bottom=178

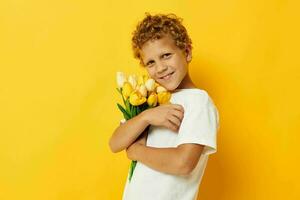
left=139, top=34, right=192, bottom=91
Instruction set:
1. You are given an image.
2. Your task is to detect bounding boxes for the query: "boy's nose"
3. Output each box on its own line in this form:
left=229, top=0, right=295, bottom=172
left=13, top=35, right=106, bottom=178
left=156, top=62, right=168, bottom=74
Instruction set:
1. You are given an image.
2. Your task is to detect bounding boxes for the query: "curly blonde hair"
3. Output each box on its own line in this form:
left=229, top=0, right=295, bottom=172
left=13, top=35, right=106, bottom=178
left=131, top=12, right=193, bottom=66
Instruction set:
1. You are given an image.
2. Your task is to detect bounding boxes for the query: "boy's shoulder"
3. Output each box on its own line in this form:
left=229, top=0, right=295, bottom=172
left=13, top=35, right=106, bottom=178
left=171, top=88, right=209, bottom=103
left=171, top=88, right=210, bottom=111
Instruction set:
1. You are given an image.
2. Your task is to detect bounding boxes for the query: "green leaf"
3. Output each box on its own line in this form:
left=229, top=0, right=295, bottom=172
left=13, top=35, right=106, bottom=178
left=116, top=87, right=121, bottom=95
left=125, top=98, right=131, bottom=116
left=117, top=103, right=126, bottom=113
left=144, top=103, right=149, bottom=110
left=136, top=106, right=141, bottom=115
left=117, top=103, right=130, bottom=120
left=131, top=106, right=134, bottom=117
left=139, top=103, right=148, bottom=112
left=135, top=106, right=138, bottom=116
left=116, top=87, right=127, bottom=107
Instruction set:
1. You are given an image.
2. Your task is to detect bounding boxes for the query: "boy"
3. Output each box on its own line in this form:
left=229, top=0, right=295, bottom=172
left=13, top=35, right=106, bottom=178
left=109, top=13, right=220, bottom=200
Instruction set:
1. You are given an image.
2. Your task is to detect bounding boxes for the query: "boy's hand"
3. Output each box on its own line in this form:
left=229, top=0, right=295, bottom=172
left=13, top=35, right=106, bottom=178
left=126, top=129, right=148, bottom=160
left=143, top=104, right=184, bottom=132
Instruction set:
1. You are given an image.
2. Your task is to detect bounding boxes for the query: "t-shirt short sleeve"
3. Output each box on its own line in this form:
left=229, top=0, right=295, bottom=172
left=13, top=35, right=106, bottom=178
left=176, top=92, right=220, bottom=156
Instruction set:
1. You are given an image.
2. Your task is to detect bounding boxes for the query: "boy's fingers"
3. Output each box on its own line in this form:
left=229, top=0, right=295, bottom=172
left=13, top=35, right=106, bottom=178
left=168, top=115, right=181, bottom=128
left=167, top=121, right=178, bottom=132
left=172, top=104, right=184, bottom=112
left=172, top=110, right=184, bottom=121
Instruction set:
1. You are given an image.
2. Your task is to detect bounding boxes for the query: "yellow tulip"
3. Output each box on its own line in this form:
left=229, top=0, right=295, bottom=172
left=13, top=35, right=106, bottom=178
left=135, top=85, right=140, bottom=91
left=129, top=91, right=147, bottom=106
left=138, top=84, right=147, bottom=97
left=137, top=75, right=145, bottom=86
left=145, top=78, right=156, bottom=92
left=157, top=91, right=171, bottom=105
left=147, top=92, right=158, bottom=107
left=128, top=74, right=138, bottom=90
left=156, top=86, right=167, bottom=93
left=122, top=82, right=133, bottom=99
left=143, top=74, right=149, bottom=83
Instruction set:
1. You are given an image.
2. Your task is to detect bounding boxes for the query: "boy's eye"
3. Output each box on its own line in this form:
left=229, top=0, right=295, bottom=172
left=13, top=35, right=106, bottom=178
left=146, top=61, right=154, bottom=67
left=163, top=53, right=172, bottom=58
left=145, top=54, right=171, bottom=67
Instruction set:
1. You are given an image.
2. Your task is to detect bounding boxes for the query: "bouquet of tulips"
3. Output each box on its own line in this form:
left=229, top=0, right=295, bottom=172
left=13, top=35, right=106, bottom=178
left=116, top=71, right=171, bottom=182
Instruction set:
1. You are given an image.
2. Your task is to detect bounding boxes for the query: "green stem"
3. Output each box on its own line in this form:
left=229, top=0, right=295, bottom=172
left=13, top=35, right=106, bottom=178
left=128, top=160, right=137, bottom=182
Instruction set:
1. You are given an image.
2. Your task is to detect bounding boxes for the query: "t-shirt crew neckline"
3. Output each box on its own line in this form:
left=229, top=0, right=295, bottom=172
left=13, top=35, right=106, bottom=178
left=172, top=88, right=203, bottom=93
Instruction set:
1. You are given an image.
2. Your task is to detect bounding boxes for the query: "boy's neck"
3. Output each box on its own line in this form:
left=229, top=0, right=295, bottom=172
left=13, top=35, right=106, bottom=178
left=176, top=73, right=197, bottom=90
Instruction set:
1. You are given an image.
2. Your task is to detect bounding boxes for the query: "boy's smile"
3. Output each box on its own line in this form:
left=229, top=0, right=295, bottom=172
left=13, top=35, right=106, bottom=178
left=139, top=34, right=195, bottom=91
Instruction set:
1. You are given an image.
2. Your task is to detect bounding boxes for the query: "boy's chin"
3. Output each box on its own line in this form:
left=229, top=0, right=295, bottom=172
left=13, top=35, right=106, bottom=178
left=159, top=83, right=178, bottom=92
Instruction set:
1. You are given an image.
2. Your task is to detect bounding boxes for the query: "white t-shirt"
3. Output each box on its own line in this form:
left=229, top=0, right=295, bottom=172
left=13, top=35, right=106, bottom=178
left=121, top=88, right=220, bottom=200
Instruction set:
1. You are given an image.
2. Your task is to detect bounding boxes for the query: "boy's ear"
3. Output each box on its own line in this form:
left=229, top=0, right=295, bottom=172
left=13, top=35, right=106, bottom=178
left=185, top=46, right=192, bottom=63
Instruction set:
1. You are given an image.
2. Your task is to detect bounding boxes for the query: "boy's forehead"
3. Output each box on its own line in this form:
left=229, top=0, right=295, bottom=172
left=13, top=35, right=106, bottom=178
left=140, top=35, right=178, bottom=60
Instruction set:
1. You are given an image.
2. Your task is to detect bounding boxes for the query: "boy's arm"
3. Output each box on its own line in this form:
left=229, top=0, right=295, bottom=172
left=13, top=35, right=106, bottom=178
left=109, top=112, right=149, bottom=153
left=126, top=142, right=204, bottom=176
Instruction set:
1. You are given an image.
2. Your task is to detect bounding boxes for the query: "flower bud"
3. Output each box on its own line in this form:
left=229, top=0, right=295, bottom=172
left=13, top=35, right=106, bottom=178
left=135, top=85, right=140, bottom=91
left=145, top=78, right=155, bottom=92
left=157, top=91, right=171, bottom=105
left=156, top=86, right=167, bottom=93
left=129, top=91, right=147, bottom=106
left=137, top=75, right=145, bottom=86
left=147, top=92, right=158, bottom=107
left=122, top=82, right=133, bottom=99
left=138, top=84, right=147, bottom=97
left=128, top=74, right=138, bottom=90
left=116, top=72, right=127, bottom=88
left=143, top=74, right=149, bottom=83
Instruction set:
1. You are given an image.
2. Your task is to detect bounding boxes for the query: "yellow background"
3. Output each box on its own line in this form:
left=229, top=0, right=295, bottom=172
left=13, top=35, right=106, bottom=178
left=1, top=0, right=299, bottom=199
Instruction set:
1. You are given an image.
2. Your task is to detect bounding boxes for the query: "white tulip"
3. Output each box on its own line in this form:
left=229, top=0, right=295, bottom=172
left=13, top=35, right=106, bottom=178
left=128, top=74, right=138, bottom=89
left=145, top=78, right=155, bottom=92
left=138, top=84, right=147, bottom=97
left=156, top=86, right=167, bottom=93
left=116, top=72, right=127, bottom=88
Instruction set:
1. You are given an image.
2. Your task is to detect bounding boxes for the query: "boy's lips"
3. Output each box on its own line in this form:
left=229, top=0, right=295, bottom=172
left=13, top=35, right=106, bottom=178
left=160, top=71, right=175, bottom=80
